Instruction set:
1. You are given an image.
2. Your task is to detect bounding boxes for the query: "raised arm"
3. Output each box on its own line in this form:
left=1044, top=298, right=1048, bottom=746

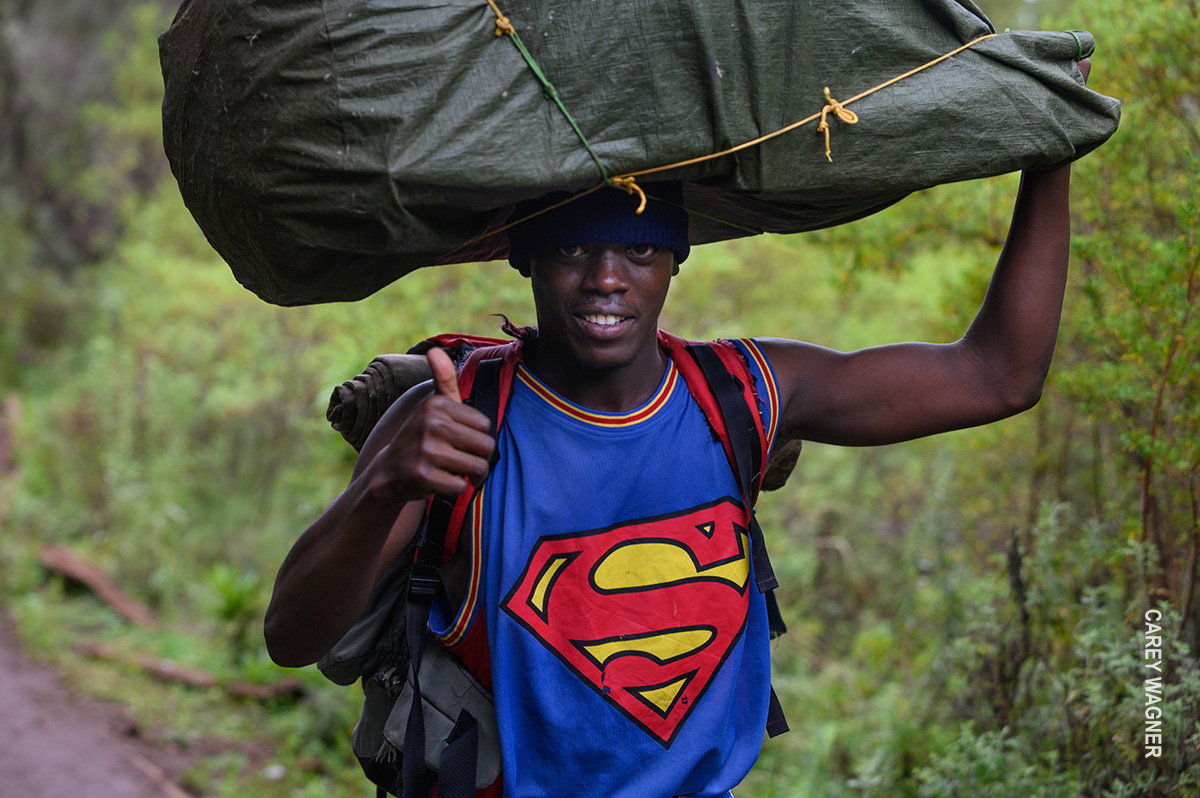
left=767, top=160, right=1073, bottom=448
left=263, top=349, right=495, bottom=668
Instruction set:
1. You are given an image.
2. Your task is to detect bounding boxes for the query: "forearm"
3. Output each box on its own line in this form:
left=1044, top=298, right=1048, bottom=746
left=264, top=464, right=421, bottom=667
left=962, top=164, right=1072, bottom=409
left=770, top=164, right=1074, bottom=448
left=264, top=353, right=495, bottom=667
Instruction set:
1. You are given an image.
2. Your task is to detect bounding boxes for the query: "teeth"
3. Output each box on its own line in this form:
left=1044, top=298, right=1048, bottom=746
left=583, top=314, right=623, bottom=326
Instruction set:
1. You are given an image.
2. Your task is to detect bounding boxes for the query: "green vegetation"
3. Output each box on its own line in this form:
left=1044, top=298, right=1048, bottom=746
left=1, top=0, right=1196, bottom=795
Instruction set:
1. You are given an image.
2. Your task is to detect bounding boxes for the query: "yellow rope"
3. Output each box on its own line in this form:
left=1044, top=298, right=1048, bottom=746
left=817, top=87, right=858, bottom=162
left=610, top=176, right=648, bottom=213
left=467, top=183, right=608, bottom=248
left=473, top=10, right=997, bottom=237
left=609, top=32, right=998, bottom=196
left=485, top=0, right=514, bottom=35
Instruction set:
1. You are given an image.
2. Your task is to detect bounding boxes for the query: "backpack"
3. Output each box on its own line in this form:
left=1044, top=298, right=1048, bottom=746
left=319, top=331, right=791, bottom=798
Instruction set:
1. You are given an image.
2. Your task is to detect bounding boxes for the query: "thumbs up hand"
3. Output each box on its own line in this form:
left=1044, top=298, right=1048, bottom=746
left=372, top=348, right=496, bottom=502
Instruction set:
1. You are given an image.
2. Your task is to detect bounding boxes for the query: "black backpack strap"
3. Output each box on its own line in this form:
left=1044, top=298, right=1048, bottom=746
left=438, top=710, right=481, bottom=798
left=766, top=686, right=790, bottom=738
left=402, top=513, right=439, bottom=798
left=401, top=581, right=481, bottom=797
left=468, top=357, right=505, bottom=471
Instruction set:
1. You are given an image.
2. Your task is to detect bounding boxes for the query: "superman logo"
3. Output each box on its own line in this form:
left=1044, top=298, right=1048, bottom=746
left=501, top=497, right=751, bottom=746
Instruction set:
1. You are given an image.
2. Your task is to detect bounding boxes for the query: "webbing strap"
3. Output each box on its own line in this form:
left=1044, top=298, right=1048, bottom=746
left=403, top=351, right=509, bottom=798
left=419, top=347, right=509, bottom=568
left=399, top=588, right=482, bottom=797
left=764, top=584, right=787, bottom=640
left=766, top=687, right=790, bottom=738
left=471, top=358, right=505, bottom=473
left=420, top=496, right=455, bottom=571
left=691, top=345, right=759, bottom=499
left=402, top=574, right=435, bottom=798
left=442, top=354, right=513, bottom=558
left=438, top=710, right=481, bottom=798
left=684, top=342, right=788, bottom=736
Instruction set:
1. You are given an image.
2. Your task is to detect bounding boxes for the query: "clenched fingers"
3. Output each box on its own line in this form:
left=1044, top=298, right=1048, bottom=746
left=423, top=395, right=495, bottom=463
left=394, top=392, right=495, bottom=496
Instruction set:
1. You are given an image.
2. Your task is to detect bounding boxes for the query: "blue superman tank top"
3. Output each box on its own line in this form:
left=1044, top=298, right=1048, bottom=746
left=431, top=338, right=781, bottom=798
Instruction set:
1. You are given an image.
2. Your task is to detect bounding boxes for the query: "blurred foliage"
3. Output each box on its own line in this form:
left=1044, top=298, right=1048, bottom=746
left=1, top=0, right=1198, bottom=796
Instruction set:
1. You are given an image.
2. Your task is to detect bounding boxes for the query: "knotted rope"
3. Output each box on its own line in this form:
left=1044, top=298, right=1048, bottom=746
left=817, top=87, right=859, bottom=162
left=479, top=0, right=998, bottom=236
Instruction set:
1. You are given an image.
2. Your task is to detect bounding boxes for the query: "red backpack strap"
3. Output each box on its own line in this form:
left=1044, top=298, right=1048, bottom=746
left=411, top=333, right=508, bottom=356
left=658, top=331, right=770, bottom=503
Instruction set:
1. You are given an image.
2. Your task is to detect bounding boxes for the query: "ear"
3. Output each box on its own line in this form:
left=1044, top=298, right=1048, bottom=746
left=671, top=260, right=680, bottom=277
left=516, top=259, right=532, bottom=278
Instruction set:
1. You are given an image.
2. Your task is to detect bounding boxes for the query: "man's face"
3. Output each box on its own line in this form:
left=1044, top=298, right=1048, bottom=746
left=525, top=242, right=677, bottom=375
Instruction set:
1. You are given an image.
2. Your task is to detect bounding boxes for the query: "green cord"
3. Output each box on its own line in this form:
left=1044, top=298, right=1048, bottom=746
left=501, top=26, right=610, bottom=183
left=1067, top=30, right=1085, bottom=60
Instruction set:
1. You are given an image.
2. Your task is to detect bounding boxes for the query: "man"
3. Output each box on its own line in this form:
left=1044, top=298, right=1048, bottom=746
left=265, top=94, right=1081, bottom=795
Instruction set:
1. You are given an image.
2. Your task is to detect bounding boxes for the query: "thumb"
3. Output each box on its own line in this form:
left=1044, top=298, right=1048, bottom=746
left=427, top=347, right=462, bottom=403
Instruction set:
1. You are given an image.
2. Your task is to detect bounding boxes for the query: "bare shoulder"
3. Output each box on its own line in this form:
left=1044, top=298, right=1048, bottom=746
left=741, top=337, right=842, bottom=441
left=751, top=336, right=850, bottom=392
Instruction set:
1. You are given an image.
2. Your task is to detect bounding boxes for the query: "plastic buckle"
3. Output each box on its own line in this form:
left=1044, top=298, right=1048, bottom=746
left=408, top=567, right=441, bottom=603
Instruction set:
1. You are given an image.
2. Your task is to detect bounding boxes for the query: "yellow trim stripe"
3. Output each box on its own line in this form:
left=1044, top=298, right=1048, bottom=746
left=516, top=362, right=679, bottom=427
left=735, top=338, right=780, bottom=455
left=439, top=486, right=485, bottom=649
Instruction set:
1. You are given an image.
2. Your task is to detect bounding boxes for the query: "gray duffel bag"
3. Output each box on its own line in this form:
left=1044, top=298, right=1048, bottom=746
left=159, top=0, right=1120, bottom=306
left=352, top=641, right=501, bottom=793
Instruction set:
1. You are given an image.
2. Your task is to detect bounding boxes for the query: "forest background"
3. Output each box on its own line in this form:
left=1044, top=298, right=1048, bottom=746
left=1, top=0, right=1197, bottom=795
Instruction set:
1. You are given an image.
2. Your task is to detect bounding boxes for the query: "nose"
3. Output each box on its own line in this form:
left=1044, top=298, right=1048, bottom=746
left=581, top=246, right=631, bottom=294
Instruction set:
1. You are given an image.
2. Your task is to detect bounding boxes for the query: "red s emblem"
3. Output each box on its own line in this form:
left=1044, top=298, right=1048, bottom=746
left=501, top=497, right=751, bottom=746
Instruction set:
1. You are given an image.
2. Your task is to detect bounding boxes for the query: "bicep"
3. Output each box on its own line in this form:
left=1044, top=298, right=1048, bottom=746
left=761, top=337, right=1022, bottom=447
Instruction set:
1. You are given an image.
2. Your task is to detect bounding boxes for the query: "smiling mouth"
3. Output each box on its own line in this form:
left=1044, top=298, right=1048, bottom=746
left=579, top=313, right=630, bottom=327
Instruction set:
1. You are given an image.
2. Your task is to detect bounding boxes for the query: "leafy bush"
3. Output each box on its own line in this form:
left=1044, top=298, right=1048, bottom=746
left=3, top=1, right=1198, bottom=796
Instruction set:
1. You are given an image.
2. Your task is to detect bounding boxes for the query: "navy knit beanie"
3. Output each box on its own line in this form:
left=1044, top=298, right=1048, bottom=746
left=507, top=182, right=690, bottom=269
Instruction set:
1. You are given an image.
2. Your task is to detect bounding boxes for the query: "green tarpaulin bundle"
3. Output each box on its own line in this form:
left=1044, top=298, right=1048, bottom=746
left=159, top=0, right=1120, bottom=306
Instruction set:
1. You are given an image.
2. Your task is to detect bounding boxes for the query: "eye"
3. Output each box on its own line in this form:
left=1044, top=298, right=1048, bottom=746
left=558, top=244, right=587, bottom=258
left=627, top=243, right=657, bottom=258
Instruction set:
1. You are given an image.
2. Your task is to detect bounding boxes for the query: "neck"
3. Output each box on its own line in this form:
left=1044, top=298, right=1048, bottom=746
left=522, top=335, right=669, bottom=413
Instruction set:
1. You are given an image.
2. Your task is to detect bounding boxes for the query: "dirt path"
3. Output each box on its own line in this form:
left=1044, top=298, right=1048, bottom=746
left=0, top=610, right=189, bottom=798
